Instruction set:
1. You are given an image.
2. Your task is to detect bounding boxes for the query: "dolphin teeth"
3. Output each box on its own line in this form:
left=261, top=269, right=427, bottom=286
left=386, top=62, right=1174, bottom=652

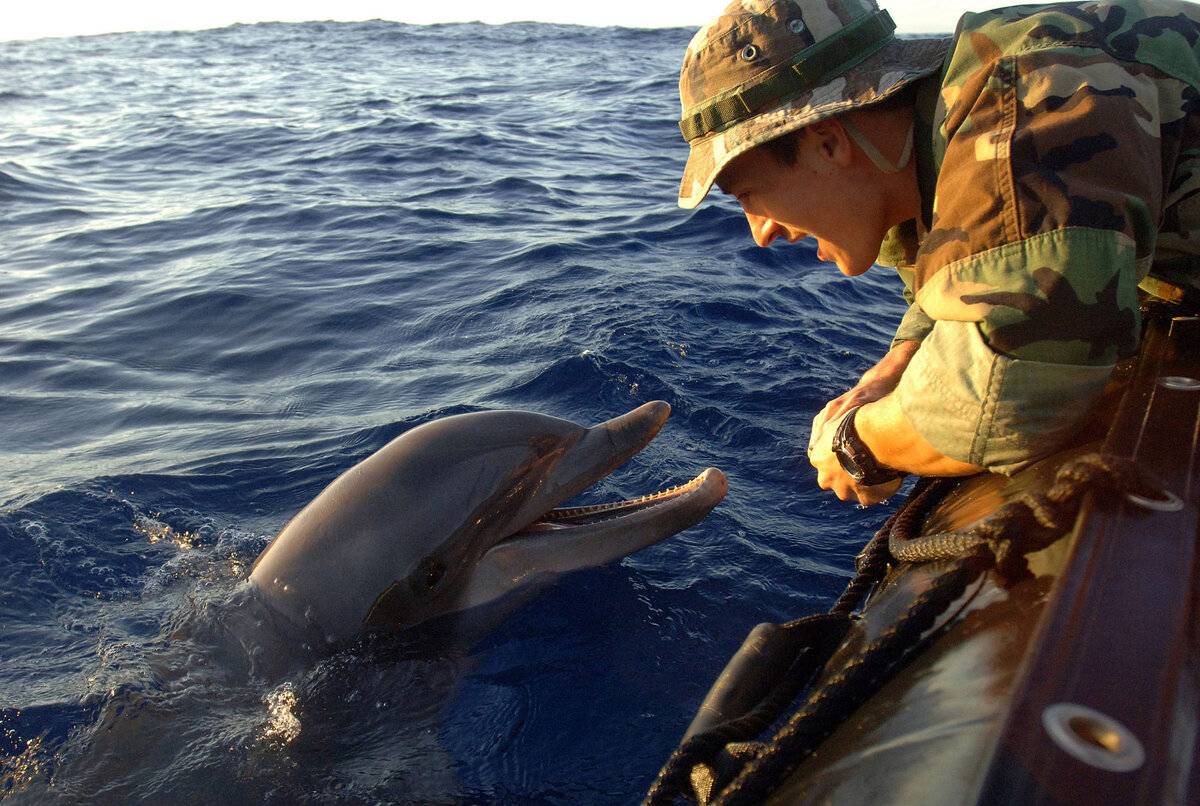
left=538, top=468, right=716, bottom=523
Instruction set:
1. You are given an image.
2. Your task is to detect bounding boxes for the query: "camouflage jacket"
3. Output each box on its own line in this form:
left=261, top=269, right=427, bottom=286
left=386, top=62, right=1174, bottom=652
left=879, top=0, right=1200, bottom=472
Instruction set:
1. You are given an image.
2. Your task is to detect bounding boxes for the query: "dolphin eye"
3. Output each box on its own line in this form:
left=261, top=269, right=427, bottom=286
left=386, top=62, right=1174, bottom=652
left=418, top=558, right=446, bottom=591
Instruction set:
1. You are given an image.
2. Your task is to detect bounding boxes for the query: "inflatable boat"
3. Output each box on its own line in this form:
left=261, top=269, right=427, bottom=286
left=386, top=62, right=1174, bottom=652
left=644, top=306, right=1200, bottom=805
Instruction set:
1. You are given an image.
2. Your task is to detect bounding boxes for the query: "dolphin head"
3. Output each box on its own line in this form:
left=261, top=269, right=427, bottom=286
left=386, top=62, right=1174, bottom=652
left=248, top=401, right=726, bottom=646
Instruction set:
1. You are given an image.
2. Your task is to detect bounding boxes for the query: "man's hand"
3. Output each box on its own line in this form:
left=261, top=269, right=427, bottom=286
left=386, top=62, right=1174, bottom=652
left=810, top=392, right=985, bottom=505
left=809, top=407, right=903, bottom=506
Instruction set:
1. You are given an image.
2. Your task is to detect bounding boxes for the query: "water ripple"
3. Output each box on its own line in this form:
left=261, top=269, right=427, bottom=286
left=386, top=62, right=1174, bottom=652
left=0, top=19, right=905, bottom=805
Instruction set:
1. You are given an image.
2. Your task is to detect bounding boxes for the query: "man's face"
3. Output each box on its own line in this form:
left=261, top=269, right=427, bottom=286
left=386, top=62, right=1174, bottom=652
left=713, top=127, right=889, bottom=277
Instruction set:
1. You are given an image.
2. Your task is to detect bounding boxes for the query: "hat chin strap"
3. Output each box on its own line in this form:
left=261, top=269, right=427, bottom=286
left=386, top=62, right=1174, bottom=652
left=840, top=118, right=913, bottom=174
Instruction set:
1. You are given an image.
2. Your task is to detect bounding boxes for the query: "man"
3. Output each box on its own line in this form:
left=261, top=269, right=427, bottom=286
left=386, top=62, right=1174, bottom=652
left=677, top=0, right=1200, bottom=504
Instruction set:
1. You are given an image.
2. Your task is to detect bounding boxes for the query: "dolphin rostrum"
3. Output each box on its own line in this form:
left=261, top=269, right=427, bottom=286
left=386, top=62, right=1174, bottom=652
left=248, top=401, right=726, bottom=647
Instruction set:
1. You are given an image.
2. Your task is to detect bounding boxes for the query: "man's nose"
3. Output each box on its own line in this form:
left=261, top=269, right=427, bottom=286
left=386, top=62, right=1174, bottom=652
left=746, top=213, right=796, bottom=248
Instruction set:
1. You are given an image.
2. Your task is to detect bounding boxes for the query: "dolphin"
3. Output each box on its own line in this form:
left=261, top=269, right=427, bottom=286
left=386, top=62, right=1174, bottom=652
left=247, top=401, right=726, bottom=648
left=0, top=402, right=725, bottom=803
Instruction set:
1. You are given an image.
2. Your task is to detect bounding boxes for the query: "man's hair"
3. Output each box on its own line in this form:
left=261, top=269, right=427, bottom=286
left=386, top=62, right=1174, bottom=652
left=760, top=85, right=918, bottom=167
left=762, top=130, right=805, bottom=167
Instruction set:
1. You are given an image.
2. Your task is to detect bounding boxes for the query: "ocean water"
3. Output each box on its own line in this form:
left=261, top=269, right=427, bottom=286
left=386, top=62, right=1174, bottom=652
left=0, top=20, right=909, bottom=804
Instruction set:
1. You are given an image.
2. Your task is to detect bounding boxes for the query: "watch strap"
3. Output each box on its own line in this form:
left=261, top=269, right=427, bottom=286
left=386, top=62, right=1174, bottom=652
left=833, top=406, right=903, bottom=486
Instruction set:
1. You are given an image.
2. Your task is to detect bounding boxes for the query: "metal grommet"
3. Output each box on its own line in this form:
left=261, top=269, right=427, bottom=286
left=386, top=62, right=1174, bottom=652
left=788, top=18, right=806, bottom=34
left=738, top=44, right=760, bottom=62
left=1158, top=375, right=1200, bottom=391
left=1042, top=703, right=1145, bottom=772
left=1126, top=488, right=1184, bottom=511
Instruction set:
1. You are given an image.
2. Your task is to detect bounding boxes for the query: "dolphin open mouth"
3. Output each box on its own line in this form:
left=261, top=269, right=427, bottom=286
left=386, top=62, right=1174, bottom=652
left=474, top=466, right=727, bottom=576
left=456, top=465, right=726, bottom=614
left=526, top=468, right=726, bottom=530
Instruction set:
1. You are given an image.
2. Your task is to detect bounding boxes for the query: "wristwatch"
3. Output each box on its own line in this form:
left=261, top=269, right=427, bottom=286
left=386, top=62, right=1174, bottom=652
left=832, top=406, right=903, bottom=486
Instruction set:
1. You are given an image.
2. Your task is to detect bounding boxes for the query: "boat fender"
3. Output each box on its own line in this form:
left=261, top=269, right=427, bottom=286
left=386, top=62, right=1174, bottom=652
left=684, top=623, right=800, bottom=742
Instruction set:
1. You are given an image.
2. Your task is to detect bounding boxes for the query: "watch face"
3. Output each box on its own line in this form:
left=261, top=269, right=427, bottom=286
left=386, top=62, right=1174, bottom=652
left=833, top=411, right=867, bottom=482
left=835, top=449, right=864, bottom=481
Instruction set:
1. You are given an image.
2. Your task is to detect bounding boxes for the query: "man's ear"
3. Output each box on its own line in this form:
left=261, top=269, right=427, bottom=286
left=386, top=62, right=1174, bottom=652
left=805, top=118, right=853, bottom=167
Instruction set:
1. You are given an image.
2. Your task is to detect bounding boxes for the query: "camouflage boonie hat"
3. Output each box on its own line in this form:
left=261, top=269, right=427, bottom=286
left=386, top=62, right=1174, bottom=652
left=678, top=0, right=950, bottom=208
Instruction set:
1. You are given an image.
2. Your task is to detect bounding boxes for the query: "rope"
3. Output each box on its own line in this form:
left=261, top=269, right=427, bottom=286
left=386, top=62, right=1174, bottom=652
left=642, top=613, right=852, bottom=806
left=888, top=453, right=1163, bottom=579
left=713, top=545, right=995, bottom=806
left=835, top=476, right=957, bottom=612
left=642, top=452, right=1166, bottom=806
left=642, top=490, right=922, bottom=806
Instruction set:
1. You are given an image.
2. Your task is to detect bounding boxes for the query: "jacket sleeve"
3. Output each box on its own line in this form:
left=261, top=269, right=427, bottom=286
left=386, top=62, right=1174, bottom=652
left=894, top=45, right=1176, bottom=472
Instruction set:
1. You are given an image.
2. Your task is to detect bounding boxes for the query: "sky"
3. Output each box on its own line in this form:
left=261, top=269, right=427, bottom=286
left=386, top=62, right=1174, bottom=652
left=5, top=0, right=979, bottom=42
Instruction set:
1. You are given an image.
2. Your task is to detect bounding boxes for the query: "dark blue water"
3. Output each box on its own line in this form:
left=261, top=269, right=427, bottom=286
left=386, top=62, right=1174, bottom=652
left=0, top=20, right=909, bottom=804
